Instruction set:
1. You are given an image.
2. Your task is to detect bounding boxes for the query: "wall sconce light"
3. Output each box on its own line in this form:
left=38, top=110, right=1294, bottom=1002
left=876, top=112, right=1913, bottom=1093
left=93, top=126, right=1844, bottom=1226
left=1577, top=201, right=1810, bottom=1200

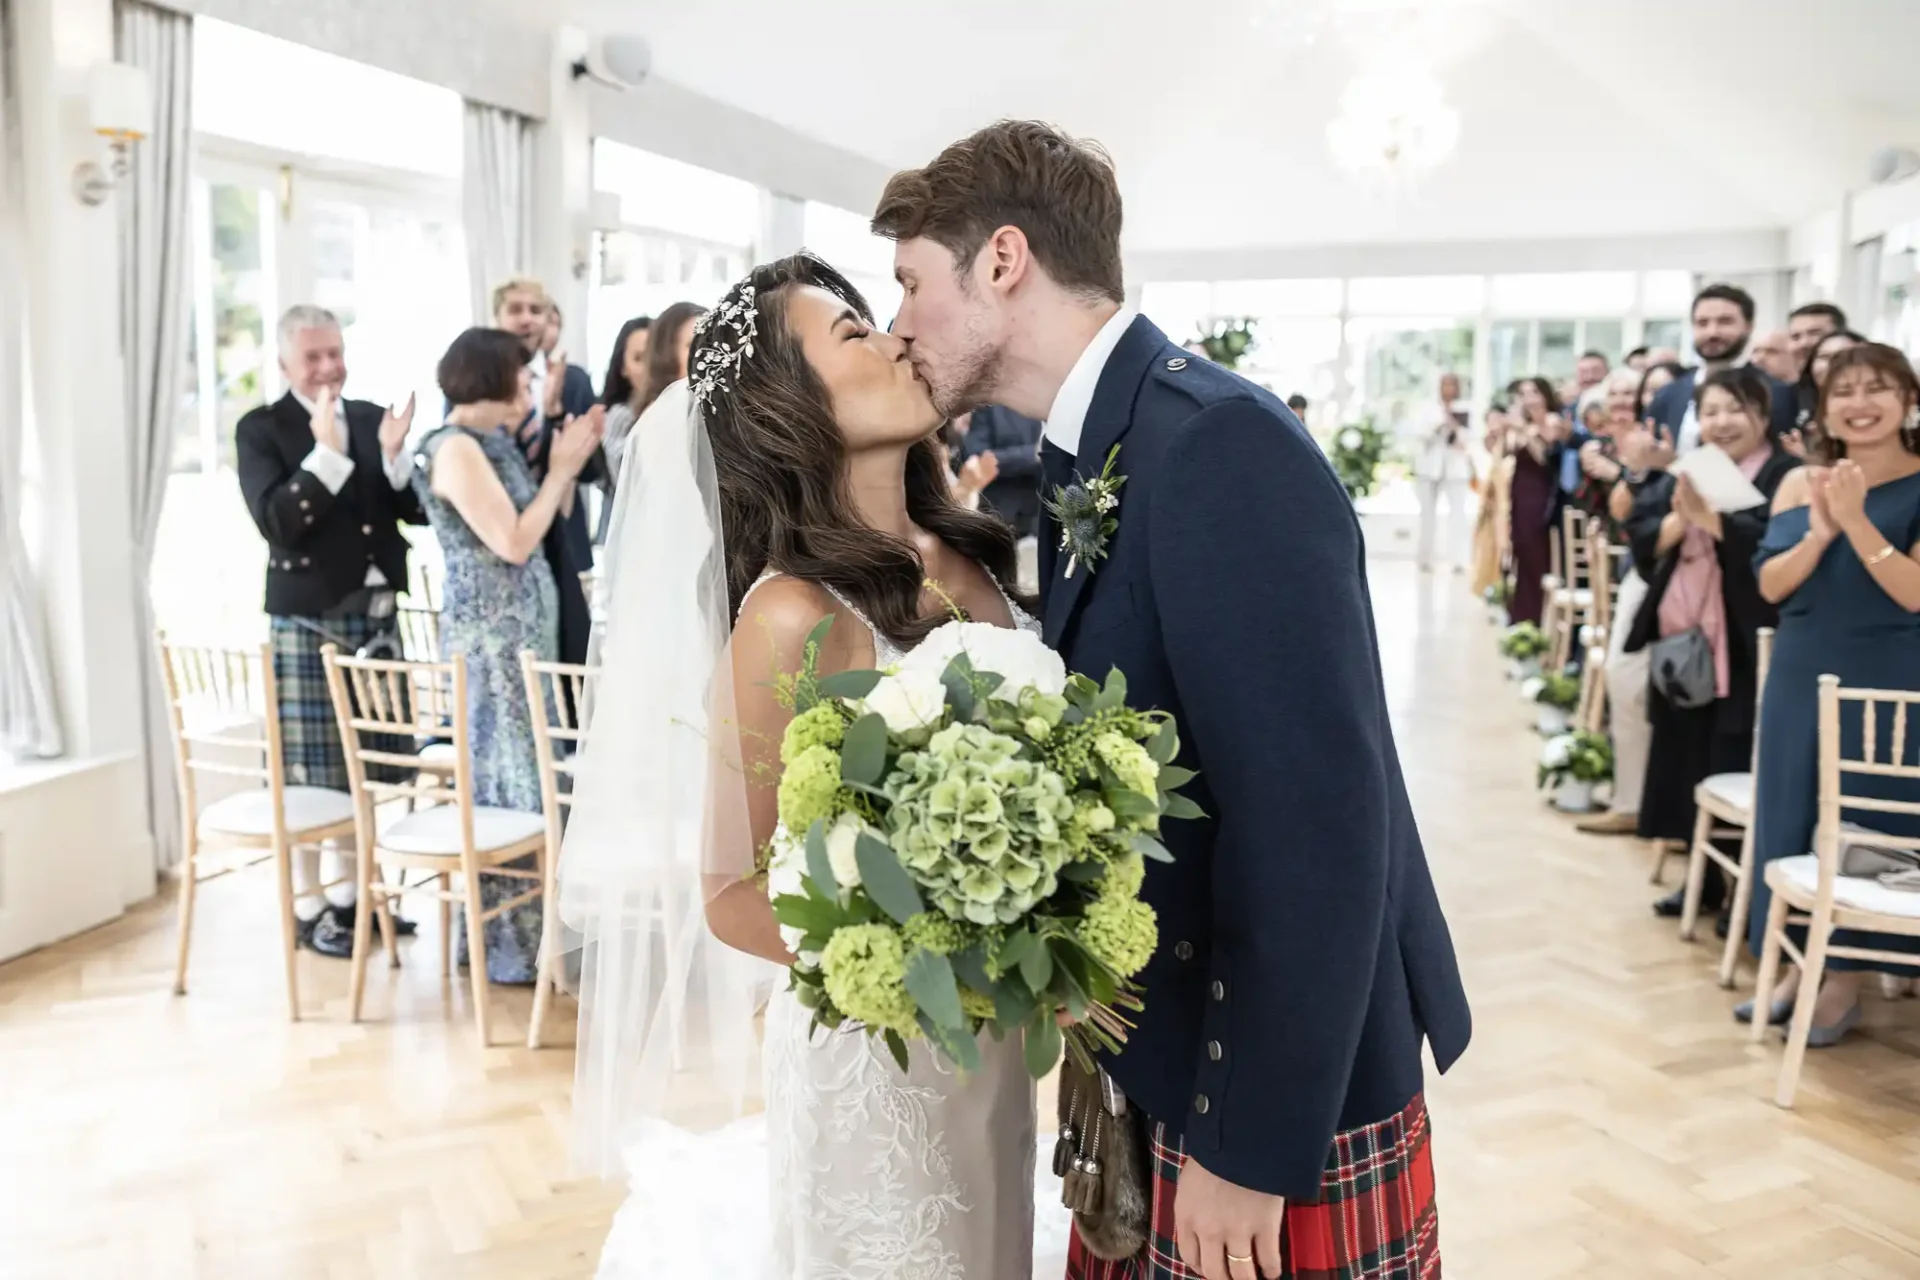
left=72, top=61, right=152, bottom=206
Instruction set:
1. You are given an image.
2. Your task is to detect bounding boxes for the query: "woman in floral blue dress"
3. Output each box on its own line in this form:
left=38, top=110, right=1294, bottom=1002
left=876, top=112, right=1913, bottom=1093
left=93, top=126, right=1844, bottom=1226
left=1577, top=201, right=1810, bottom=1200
left=414, top=328, right=605, bottom=982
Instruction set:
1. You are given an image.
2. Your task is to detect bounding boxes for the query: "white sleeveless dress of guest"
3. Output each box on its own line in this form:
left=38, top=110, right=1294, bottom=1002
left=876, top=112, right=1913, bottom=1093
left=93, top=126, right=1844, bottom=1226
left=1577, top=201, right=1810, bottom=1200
left=591, top=573, right=1056, bottom=1279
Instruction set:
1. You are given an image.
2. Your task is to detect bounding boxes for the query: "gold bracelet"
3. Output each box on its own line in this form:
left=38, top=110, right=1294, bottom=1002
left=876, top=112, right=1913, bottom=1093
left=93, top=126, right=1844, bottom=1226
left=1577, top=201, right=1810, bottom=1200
left=1865, top=543, right=1898, bottom=566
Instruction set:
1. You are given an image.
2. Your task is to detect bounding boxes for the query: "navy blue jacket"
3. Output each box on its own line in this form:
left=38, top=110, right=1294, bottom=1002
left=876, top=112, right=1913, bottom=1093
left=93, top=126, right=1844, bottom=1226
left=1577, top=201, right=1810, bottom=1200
left=518, top=363, right=602, bottom=666
left=1645, top=365, right=1797, bottom=443
left=961, top=405, right=1045, bottom=538
left=1040, top=316, right=1471, bottom=1199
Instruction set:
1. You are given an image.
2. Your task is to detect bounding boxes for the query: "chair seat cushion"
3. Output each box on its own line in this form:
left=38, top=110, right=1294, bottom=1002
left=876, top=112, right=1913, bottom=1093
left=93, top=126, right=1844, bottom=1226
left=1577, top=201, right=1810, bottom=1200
left=199, top=785, right=355, bottom=838
left=381, top=805, right=545, bottom=855
left=417, top=741, right=457, bottom=771
left=1696, top=772, right=1753, bottom=814
left=1768, top=853, right=1920, bottom=919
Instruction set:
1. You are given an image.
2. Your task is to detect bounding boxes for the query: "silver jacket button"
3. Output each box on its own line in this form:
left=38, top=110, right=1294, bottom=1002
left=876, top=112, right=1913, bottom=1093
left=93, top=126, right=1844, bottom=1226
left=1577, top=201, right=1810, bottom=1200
left=1207, top=1040, right=1223, bottom=1061
left=1167, top=357, right=1188, bottom=371
left=1194, top=1094, right=1210, bottom=1115
left=1174, top=941, right=1194, bottom=962
left=1211, top=980, right=1226, bottom=1001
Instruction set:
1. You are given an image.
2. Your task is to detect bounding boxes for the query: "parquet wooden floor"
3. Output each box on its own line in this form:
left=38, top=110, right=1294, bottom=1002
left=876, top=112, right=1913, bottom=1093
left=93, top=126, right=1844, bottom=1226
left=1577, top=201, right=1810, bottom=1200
left=3, top=562, right=1918, bottom=1278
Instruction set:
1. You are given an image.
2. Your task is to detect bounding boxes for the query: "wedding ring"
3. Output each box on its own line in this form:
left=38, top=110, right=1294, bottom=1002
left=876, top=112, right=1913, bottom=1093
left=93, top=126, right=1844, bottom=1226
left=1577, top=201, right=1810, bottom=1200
left=1226, top=1252, right=1254, bottom=1264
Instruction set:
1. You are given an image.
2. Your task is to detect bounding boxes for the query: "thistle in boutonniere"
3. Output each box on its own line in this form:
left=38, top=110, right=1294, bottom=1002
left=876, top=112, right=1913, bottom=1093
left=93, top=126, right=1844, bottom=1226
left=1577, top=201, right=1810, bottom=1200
left=1045, top=445, right=1126, bottom=579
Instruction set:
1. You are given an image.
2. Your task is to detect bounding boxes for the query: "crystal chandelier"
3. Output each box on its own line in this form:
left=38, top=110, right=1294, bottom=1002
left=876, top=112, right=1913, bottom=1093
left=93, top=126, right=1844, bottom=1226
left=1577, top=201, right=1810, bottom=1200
left=1325, top=58, right=1460, bottom=184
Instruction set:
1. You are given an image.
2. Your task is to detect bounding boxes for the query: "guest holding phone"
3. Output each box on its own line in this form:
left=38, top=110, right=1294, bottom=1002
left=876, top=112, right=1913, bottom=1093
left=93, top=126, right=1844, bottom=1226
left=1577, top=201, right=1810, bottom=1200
left=1504, top=377, right=1568, bottom=625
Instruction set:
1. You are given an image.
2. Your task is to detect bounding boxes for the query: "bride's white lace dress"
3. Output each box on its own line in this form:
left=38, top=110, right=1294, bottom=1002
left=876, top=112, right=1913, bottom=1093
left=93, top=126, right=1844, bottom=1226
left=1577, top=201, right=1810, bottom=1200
left=593, top=577, right=1052, bottom=1279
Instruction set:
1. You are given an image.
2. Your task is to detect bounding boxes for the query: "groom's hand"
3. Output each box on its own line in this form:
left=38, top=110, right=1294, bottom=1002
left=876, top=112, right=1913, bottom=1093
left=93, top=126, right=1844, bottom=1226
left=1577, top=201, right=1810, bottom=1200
left=1175, top=1157, right=1285, bottom=1280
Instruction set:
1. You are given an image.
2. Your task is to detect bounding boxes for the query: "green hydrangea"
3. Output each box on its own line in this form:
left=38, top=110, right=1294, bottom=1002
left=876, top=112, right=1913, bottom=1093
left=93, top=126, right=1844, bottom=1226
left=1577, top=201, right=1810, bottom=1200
left=883, top=723, right=1077, bottom=926
left=1103, top=851, right=1146, bottom=900
left=902, top=912, right=969, bottom=956
left=779, top=743, right=844, bottom=834
left=781, top=703, right=846, bottom=765
left=1078, top=893, right=1158, bottom=978
left=959, top=985, right=997, bottom=1021
left=819, top=923, right=918, bottom=1034
left=1095, top=731, right=1160, bottom=797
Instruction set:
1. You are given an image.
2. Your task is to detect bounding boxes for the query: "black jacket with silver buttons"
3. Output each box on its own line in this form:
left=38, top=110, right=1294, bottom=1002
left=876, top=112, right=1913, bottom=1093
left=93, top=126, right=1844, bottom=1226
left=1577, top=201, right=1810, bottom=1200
left=235, top=393, right=425, bottom=617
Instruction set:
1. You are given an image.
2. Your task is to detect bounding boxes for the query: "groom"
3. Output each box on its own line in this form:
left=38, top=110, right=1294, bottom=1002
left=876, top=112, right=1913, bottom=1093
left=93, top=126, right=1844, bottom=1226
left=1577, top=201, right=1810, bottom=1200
left=876, top=123, right=1471, bottom=1280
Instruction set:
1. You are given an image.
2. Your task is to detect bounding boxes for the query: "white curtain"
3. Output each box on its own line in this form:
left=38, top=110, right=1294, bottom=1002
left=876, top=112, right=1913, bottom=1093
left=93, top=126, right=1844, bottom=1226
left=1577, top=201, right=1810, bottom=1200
left=117, top=0, right=192, bottom=867
left=0, top=0, right=60, bottom=761
left=462, top=100, right=536, bottom=324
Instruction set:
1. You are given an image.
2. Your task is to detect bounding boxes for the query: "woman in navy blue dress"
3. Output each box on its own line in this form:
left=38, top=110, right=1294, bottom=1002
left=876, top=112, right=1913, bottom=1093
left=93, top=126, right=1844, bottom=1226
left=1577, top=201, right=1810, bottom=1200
left=1743, top=344, right=1920, bottom=1043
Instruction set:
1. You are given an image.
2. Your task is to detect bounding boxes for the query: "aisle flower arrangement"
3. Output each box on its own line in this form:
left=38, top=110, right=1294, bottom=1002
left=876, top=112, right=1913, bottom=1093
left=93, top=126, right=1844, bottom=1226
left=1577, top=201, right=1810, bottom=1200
left=1481, top=581, right=1512, bottom=624
left=1329, top=418, right=1390, bottom=499
left=1538, top=730, right=1612, bottom=812
left=1522, top=671, right=1580, bottom=736
left=1498, top=622, right=1548, bottom=679
left=764, top=616, right=1200, bottom=1078
left=1196, top=317, right=1256, bottom=369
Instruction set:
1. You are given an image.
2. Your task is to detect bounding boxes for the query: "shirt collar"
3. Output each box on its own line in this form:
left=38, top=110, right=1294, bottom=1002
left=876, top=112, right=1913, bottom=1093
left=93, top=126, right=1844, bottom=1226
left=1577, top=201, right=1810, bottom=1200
left=1042, top=308, right=1135, bottom=457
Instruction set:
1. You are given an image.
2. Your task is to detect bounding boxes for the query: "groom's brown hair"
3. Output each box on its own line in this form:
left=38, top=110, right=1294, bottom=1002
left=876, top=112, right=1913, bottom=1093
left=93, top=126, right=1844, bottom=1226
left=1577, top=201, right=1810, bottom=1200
left=871, top=120, right=1124, bottom=303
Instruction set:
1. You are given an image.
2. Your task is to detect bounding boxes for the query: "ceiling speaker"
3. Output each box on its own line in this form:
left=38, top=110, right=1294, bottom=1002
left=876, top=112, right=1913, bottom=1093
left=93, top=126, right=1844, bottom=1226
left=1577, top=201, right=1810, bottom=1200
left=573, top=35, right=651, bottom=91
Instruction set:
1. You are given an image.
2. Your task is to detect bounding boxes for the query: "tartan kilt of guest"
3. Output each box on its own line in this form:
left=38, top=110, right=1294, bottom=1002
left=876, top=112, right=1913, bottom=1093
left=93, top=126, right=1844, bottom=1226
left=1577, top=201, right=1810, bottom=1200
left=1067, top=1093, right=1438, bottom=1280
left=269, top=614, right=412, bottom=790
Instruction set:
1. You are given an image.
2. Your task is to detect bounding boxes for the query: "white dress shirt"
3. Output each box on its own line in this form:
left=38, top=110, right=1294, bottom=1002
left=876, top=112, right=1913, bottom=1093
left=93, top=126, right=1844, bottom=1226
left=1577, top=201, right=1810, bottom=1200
left=293, top=389, right=411, bottom=587
left=1041, top=308, right=1136, bottom=457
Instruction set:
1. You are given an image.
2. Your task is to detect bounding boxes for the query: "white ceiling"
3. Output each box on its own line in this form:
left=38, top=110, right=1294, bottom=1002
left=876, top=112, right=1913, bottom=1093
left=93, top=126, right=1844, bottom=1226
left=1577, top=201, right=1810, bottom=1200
left=553, top=0, right=1920, bottom=253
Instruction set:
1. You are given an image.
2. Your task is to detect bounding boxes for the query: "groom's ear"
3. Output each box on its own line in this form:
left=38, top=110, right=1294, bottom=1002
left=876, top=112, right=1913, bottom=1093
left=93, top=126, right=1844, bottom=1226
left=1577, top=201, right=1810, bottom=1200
left=982, top=225, right=1032, bottom=295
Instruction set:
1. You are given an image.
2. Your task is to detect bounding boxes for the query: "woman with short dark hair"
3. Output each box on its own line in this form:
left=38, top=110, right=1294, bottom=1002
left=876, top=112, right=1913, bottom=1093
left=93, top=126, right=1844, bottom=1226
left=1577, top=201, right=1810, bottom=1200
left=411, top=326, right=605, bottom=983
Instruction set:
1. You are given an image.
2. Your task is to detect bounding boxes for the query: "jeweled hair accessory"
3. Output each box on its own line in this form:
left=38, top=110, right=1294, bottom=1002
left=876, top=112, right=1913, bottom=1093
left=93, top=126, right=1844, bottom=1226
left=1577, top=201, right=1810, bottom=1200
left=690, top=281, right=758, bottom=408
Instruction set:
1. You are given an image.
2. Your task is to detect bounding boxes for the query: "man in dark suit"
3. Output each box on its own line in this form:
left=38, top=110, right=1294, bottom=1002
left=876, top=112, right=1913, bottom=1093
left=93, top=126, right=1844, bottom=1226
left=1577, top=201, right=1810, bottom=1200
left=958, top=404, right=1045, bottom=537
left=880, top=122, right=1469, bottom=1280
left=1643, top=284, right=1797, bottom=458
left=235, top=304, right=423, bottom=957
left=492, top=279, right=604, bottom=668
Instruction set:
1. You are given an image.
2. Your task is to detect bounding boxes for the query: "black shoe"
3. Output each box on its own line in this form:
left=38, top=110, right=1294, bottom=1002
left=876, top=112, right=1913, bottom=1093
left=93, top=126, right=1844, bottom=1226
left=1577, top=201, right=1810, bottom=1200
left=306, top=906, right=355, bottom=959
left=1714, top=911, right=1731, bottom=940
left=330, top=903, right=418, bottom=939
left=1652, top=886, right=1726, bottom=919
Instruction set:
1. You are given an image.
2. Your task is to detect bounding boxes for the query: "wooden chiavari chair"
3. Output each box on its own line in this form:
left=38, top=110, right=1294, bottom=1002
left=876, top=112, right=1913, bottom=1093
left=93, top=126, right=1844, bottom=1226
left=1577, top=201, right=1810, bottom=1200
left=520, top=653, right=602, bottom=1049
left=1752, top=677, right=1920, bottom=1107
left=158, top=636, right=358, bottom=1019
left=322, top=646, right=549, bottom=1048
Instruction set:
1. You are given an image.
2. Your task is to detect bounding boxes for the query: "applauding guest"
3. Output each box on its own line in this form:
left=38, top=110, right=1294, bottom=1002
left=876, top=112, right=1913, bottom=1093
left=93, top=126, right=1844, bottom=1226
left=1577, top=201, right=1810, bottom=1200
left=1789, top=328, right=1865, bottom=456
left=1623, top=369, right=1799, bottom=917
left=235, top=305, right=424, bottom=957
left=1743, top=343, right=1920, bottom=1040
left=413, top=328, right=605, bottom=983
left=1504, top=377, right=1569, bottom=625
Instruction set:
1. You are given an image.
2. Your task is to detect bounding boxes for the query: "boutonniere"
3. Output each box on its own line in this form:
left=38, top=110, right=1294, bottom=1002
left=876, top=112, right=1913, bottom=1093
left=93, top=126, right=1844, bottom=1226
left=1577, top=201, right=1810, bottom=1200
left=1045, top=445, right=1126, bottom=579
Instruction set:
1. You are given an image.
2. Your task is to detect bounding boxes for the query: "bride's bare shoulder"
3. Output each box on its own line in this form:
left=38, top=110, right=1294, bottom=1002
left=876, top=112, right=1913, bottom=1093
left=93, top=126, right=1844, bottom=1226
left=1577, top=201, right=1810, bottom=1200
left=733, top=574, right=864, bottom=674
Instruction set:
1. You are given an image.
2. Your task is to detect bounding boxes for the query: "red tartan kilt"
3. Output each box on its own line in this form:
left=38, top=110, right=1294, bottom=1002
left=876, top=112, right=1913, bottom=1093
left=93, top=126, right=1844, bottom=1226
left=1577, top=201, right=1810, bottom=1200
left=1065, top=1093, right=1439, bottom=1280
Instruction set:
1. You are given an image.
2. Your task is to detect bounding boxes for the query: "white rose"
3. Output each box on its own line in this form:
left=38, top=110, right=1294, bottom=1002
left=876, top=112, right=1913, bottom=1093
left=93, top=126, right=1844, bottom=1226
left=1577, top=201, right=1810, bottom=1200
left=863, top=667, right=948, bottom=739
left=764, top=833, right=818, bottom=965
left=1541, top=733, right=1573, bottom=770
left=1339, top=428, right=1364, bottom=451
left=1519, top=676, right=1546, bottom=702
left=902, top=620, right=1067, bottom=699
left=824, top=812, right=868, bottom=889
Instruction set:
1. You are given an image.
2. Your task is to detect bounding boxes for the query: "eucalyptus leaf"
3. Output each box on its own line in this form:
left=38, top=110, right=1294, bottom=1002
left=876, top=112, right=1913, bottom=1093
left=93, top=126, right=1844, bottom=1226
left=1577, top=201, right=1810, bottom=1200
left=1162, top=793, right=1207, bottom=822
left=803, top=614, right=836, bottom=657
left=1019, top=939, right=1054, bottom=992
left=993, top=976, right=1038, bottom=1028
left=1096, top=667, right=1128, bottom=712
left=1156, top=765, right=1198, bottom=792
left=1127, top=832, right=1175, bottom=863
left=839, top=713, right=889, bottom=787
left=882, top=1028, right=911, bottom=1074
left=854, top=833, right=924, bottom=922
left=804, top=818, right=837, bottom=899
left=771, top=893, right=843, bottom=936
left=1107, top=789, right=1160, bottom=821
left=905, top=949, right=964, bottom=1031
left=1024, top=1007, right=1063, bottom=1078
left=941, top=668, right=976, bottom=722
left=1147, top=720, right=1180, bottom=765
left=816, top=669, right=883, bottom=700
left=950, top=945, right=995, bottom=996
left=1060, top=861, right=1108, bottom=883
left=996, top=928, right=1036, bottom=974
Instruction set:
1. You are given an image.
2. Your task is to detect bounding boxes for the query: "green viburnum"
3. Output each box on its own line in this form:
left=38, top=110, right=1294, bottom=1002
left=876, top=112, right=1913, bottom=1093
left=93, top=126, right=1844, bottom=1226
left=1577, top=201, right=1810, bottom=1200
left=1078, top=892, right=1158, bottom=978
left=959, top=985, right=997, bottom=1022
left=778, top=743, right=844, bottom=834
left=819, top=923, right=918, bottom=1035
left=901, top=912, right=969, bottom=956
left=781, top=703, right=846, bottom=765
left=1094, top=731, right=1160, bottom=797
left=884, top=722, right=1076, bottom=926
left=1103, top=851, right=1146, bottom=900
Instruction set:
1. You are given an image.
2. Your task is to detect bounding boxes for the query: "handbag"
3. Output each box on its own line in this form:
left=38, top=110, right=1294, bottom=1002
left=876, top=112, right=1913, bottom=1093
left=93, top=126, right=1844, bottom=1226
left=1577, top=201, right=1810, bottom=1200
left=1054, top=1058, right=1151, bottom=1260
left=1648, top=627, right=1716, bottom=710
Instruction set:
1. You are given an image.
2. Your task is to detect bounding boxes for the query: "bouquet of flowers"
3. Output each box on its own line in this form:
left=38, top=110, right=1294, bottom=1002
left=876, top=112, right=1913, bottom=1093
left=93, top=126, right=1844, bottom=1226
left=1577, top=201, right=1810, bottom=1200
left=1498, top=622, right=1548, bottom=661
left=764, top=616, right=1198, bottom=1078
left=1329, top=419, right=1389, bottom=499
left=1538, top=729, right=1613, bottom=789
left=1523, top=671, right=1580, bottom=712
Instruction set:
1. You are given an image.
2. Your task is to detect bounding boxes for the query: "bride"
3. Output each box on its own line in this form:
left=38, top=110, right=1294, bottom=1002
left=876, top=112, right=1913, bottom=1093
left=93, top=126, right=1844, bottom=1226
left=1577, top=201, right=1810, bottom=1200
left=563, top=253, right=1042, bottom=1276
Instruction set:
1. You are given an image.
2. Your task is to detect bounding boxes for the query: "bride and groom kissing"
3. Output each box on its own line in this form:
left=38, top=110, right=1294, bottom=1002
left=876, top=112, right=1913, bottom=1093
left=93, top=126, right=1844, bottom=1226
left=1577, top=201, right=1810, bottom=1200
left=570, top=120, right=1471, bottom=1280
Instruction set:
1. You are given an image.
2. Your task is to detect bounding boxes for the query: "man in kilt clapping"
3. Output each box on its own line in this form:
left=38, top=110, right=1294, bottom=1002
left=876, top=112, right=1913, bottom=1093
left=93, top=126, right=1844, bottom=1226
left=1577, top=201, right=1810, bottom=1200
left=234, top=305, right=425, bottom=958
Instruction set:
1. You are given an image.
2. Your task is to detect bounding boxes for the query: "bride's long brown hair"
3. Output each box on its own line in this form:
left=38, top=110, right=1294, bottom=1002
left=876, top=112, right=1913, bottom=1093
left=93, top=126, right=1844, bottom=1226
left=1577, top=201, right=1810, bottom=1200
left=699, top=253, right=1030, bottom=647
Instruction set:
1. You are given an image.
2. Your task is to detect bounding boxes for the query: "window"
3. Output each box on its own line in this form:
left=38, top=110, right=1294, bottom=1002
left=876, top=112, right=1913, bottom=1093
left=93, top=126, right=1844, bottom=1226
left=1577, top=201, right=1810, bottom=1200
left=1489, top=321, right=1529, bottom=393
left=1211, top=278, right=1343, bottom=317
left=803, top=201, right=902, bottom=328
left=1582, top=320, right=1624, bottom=363
left=1139, top=282, right=1211, bottom=347
left=1490, top=272, right=1636, bottom=315
left=1346, top=276, right=1483, bottom=316
left=1537, top=320, right=1577, bottom=383
left=594, top=140, right=759, bottom=245
left=1345, top=319, right=1474, bottom=434
left=1643, top=319, right=1684, bottom=354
